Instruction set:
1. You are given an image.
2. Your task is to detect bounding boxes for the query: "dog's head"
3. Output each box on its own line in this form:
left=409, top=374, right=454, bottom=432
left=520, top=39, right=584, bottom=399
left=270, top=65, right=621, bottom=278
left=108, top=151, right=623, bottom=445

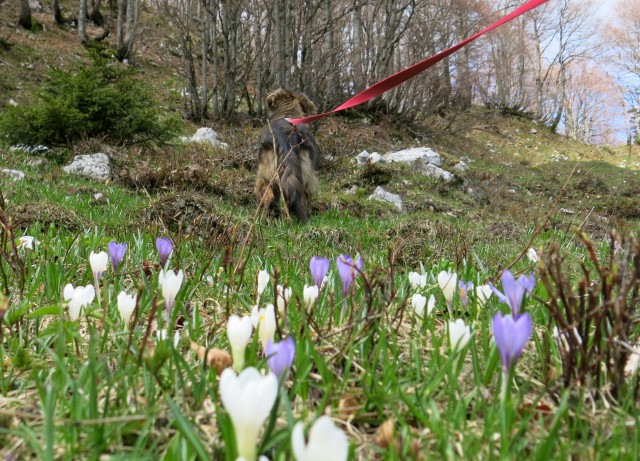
left=266, top=88, right=318, bottom=120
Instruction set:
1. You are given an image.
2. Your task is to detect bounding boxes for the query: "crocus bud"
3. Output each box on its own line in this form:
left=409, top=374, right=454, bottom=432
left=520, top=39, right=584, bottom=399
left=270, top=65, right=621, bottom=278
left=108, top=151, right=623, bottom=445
left=219, top=367, right=278, bottom=461
left=90, top=251, right=109, bottom=281
left=257, top=270, right=269, bottom=297
left=292, top=416, right=348, bottom=461
left=337, top=254, right=361, bottom=297
left=476, top=285, right=492, bottom=307
left=408, top=271, right=427, bottom=289
left=276, top=285, right=292, bottom=314
left=309, top=256, right=330, bottom=288
left=17, top=236, right=39, bottom=249
left=63, top=283, right=95, bottom=320
left=448, top=318, right=471, bottom=353
left=493, top=312, right=532, bottom=373
left=156, top=237, right=173, bottom=269
left=227, top=315, right=253, bottom=373
left=251, top=304, right=276, bottom=350
left=458, top=280, right=473, bottom=307
left=303, top=284, right=319, bottom=308
left=117, top=291, right=136, bottom=325
left=265, top=336, right=296, bottom=379
left=438, top=270, right=457, bottom=310
left=159, top=269, right=184, bottom=320
left=108, top=241, right=127, bottom=273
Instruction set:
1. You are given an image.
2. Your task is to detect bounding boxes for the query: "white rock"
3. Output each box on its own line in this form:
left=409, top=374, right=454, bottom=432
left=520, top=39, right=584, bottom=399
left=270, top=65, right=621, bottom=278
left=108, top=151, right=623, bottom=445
left=356, top=150, right=370, bottom=165
left=10, top=144, right=49, bottom=154
left=383, top=147, right=442, bottom=167
left=183, top=127, right=228, bottom=148
left=356, top=150, right=382, bottom=166
left=369, top=152, right=382, bottom=164
left=453, top=161, right=468, bottom=173
left=2, top=169, right=25, bottom=181
left=420, top=163, right=456, bottom=183
left=369, top=186, right=403, bottom=211
left=63, top=153, right=111, bottom=181
left=7, top=99, right=17, bottom=107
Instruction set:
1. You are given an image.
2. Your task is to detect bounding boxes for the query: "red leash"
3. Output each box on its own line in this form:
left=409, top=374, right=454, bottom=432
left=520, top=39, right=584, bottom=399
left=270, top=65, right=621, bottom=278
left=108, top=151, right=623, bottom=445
left=288, top=0, right=550, bottom=125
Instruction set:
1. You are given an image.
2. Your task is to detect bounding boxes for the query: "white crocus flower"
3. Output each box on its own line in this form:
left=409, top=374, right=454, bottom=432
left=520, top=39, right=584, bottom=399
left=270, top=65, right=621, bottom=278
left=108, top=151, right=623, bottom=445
left=159, top=269, right=184, bottom=318
left=476, top=284, right=492, bottom=307
left=227, top=315, right=253, bottom=372
left=412, top=293, right=435, bottom=320
left=219, top=367, right=278, bottom=461
left=448, top=318, right=471, bottom=353
left=89, top=251, right=109, bottom=281
left=63, top=283, right=95, bottom=320
left=527, top=247, right=539, bottom=263
left=157, top=328, right=181, bottom=347
left=408, top=271, right=427, bottom=290
left=17, top=236, right=39, bottom=249
left=303, top=284, right=319, bottom=308
left=251, top=304, right=276, bottom=350
left=276, top=285, right=292, bottom=314
left=438, top=270, right=457, bottom=315
left=117, top=291, right=136, bottom=325
left=292, top=415, right=348, bottom=461
left=257, top=270, right=269, bottom=298
left=412, top=294, right=426, bottom=318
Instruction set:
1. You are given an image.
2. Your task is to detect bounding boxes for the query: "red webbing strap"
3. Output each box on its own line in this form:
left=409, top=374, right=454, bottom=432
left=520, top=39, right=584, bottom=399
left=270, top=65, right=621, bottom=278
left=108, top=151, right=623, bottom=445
left=288, top=0, right=549, bottom=124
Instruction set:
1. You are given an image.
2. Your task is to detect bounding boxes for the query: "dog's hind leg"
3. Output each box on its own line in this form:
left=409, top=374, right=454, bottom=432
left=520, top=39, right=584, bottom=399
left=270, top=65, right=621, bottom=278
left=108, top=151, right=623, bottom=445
left=255, top=146, right=281, bottom=217
left=280, top=162, right=309, bottom=221
left=300, top=150, right=318, bottom=215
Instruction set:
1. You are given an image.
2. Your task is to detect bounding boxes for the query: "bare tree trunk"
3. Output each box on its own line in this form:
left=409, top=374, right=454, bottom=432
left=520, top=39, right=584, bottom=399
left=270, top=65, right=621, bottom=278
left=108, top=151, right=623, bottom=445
left=116, top=0, right=125, bottom=51
left=275, top=0, right=287, bottom=87
left=200, top=0, right=210, bottom=120
left=78, top=0, right=88, bottom=44
left=90, top=0, right=104, bottom=26
left=52, top=0, right=64, bottom=24
left=116, top=0, right=137, bottom=60
left=352, top=0, right=365, bottom=92
left=18, top=0, right=32, bottom=29
left=211, top=3, right=220, bottom=118
left=220, top=0, right=239, bottom=117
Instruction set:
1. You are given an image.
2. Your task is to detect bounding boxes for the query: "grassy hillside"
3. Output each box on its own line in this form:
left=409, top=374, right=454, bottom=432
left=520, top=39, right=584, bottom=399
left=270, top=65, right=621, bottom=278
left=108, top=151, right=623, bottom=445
left=2, top=3, right=640, bottom=460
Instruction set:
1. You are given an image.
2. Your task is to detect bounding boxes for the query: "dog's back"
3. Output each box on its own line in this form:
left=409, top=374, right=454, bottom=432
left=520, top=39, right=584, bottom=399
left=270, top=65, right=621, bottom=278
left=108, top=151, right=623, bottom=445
left=255, top=89, right=320, bottom=221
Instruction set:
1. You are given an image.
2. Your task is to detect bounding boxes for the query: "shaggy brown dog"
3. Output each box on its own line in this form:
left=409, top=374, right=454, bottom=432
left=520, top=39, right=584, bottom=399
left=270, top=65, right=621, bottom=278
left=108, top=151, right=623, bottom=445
left=255, top=88, right=320, bottom=221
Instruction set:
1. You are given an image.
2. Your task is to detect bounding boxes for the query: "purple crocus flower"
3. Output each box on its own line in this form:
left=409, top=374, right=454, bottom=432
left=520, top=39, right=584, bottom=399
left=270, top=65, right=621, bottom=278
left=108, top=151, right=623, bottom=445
left=492, top=311, right=532, bottom=372
left=490, top=270, right=535, bottom=317
left=108, top=241, right=127, bottom=273
left=156, top=237, right=173, bottom=269
left=458, top=280, right=474, bottom=306
left=265, top=336, right=296, bottom=379
left=336, top=254, right=363, bottom=297
left=310, top=256, right=330, bottom=288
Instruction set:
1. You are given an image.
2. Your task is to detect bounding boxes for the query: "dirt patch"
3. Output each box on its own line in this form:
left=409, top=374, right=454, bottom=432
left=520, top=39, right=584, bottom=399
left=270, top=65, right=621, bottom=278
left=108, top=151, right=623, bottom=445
left=7, top=202, right=87, bottom=231
left=144, top=192, right=247, bottom=245
left=385, top=219, right=438, bottom=267
left=574, top=174, right=609, bottom=194
left=113, top=144, right=255, bottom=206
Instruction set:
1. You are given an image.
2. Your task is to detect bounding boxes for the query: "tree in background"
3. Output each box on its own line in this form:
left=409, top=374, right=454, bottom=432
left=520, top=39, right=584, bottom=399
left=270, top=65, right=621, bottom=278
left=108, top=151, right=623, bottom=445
left=18, top=0, right=32, bottom=30
left=607, top=0, right=640, bottom=144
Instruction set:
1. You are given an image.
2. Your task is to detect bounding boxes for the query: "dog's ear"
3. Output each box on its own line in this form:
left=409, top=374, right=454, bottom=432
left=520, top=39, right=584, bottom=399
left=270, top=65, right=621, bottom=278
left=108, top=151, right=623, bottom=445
left=266, top=90, right=281, bottom=112
left=297, top=93, right=318, bottom=115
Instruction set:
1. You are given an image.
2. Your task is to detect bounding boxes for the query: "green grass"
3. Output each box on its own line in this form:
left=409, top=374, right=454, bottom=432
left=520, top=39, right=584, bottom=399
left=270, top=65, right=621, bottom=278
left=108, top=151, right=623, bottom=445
left=3, top=7, right=640, bottom=458
left=2, top=111, right=640, bottom=460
